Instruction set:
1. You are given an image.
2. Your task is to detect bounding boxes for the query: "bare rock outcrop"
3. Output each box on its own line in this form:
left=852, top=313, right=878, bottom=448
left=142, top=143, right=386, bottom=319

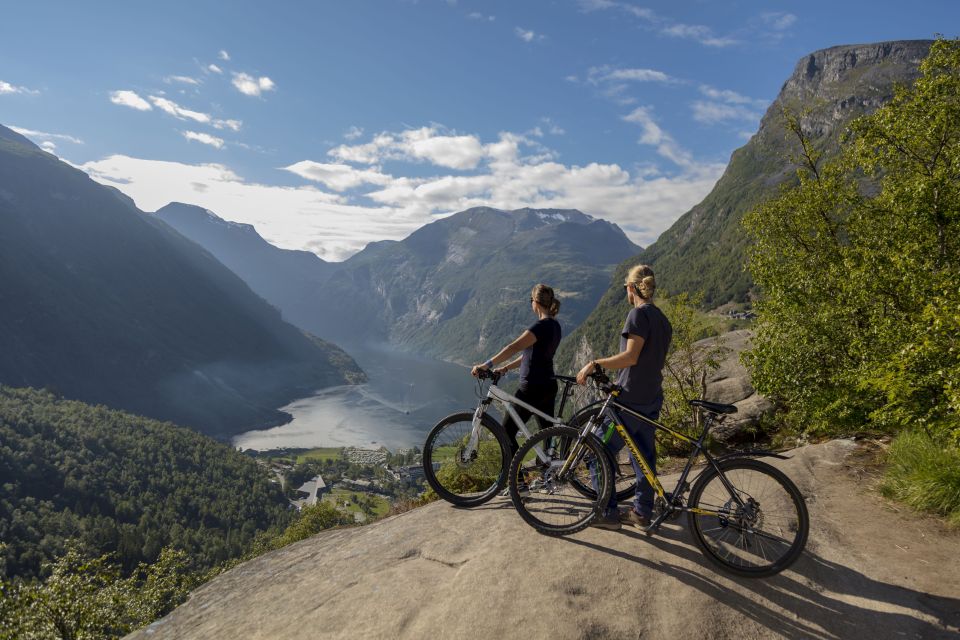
left=128, top=440, right=960, bottom=640
left=699, top=329, right=775, bottom=444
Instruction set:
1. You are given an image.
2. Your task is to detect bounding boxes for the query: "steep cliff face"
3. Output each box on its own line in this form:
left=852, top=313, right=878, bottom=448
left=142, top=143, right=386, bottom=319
left=557, top=40, right=932, bottom=373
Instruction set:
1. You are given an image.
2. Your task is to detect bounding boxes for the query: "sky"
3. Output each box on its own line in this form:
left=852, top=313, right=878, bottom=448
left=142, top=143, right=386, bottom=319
left=1, top=0, right=956, bottom=261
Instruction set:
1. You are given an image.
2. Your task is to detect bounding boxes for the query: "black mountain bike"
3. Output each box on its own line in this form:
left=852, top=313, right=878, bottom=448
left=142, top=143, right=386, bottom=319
left=509, top=367, right=810, bottom=578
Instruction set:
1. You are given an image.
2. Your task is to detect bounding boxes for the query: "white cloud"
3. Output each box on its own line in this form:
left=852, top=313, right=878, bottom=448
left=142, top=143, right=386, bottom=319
left=344, top=125, right=364, bottom=140
left=515, top=27, right=545, bottom=43
left=77, top=155, right=408, bottom=261
left=661, top=23, right=738, bottom=47
left=110, top=90, right=153, bottom=111
left=691, top=101, right=763, bottom=125
left=541, top=118, right=565, bottom=136
left=208, top=64, right=223, bottom=74
left=111, top=92, right=240, bottom=131
left=468, top=12, right=494, bottom=21
left=698, top=84, right=767, bottom=107
left=74, top=124, right=724, bottom=260
left=283, top=161, right=393, bottom=191
left=588, top=66, right=677, bottom=85
left=693, top=85, right=767, bottom=126
left=232, top=72, right=276, bottom=97
left=40, top=140, right=57, bottom=153
left=183, top=131, right=225, bottom=149
left=10, top=125, right=83, bottom=145
left=762, top=12, right=797, bottom=30
left=0, top=80, right=39, bottom=95
left=149, top=96, right=211, bottom=123
left=622, top=106, right=701, bottom=170
left=403, top=128, right=485, bottom=169
left=212, top=119, right=243, bottom=132
left=219, top=50, right=231, bottom=61
left=577, top=0, right=618, bottom=11
left=165, top=75, right=200, bottom=85
left=329, top=127, right=486, bottom=170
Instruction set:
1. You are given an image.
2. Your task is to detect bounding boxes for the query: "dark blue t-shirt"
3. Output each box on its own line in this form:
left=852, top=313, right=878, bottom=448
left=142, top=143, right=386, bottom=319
left=616, top=304, right=672, bottom=407
left=519, top=318, right=561, bottom=388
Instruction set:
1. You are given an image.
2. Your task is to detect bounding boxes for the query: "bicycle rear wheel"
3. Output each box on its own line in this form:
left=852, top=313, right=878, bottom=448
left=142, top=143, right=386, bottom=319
left=422, top=412, right=511, bottom=507
left=508, top=426, right=613, bottom=536
left=567, top=407, right=638, bottom=502
left=687, top=458, right=809, bottom=578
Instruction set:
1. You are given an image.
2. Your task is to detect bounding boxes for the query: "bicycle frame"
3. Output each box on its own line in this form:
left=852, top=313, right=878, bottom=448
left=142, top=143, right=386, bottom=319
left=587, top=390, right=749, bottom=527
left=465, top=376, right=584, bottom=465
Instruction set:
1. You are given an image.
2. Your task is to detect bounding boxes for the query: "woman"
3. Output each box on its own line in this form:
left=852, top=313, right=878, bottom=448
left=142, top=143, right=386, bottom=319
left=472, top=284, right=562, bottom=462
left=576, top=265, right=672, bottom=530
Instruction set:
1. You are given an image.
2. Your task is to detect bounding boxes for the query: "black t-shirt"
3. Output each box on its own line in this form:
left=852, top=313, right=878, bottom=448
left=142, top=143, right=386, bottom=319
left=518, top=317, right=561, bottom=388
left=616, top=304, right=672, bottom=406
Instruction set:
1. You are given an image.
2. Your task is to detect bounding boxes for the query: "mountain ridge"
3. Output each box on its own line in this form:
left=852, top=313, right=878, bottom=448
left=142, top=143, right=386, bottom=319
left=157, top=204, right=641, bottom=365
left=0, top=124, right=363, bottom=437
left=555, top=39, right=933, bottom=373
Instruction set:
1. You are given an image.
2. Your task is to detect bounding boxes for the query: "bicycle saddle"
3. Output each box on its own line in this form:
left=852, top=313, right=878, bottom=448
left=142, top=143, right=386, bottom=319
left=689, top=399, right=738, bottom=414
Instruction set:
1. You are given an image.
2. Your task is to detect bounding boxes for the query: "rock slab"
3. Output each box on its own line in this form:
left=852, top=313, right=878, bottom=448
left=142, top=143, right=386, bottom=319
left=129, top=440, right=960, bottom=640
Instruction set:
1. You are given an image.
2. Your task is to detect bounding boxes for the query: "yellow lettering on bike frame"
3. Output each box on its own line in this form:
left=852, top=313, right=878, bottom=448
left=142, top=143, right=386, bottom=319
left=613, top=423, right=666, bottom=498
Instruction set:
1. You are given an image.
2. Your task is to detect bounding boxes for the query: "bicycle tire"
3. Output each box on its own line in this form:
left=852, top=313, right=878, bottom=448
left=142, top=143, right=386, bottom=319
left=508, top=426, right=613, bottom=536
left=567, top=406, right=638, bottom=503
left=422, top=411, right=511, bottom=507
left=687, top=458, right=809, bottom=578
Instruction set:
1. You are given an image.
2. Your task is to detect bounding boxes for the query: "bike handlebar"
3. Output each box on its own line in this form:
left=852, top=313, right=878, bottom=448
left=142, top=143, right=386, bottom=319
left=589, top=364, right=622, bottom=395
left=475, top=368, right=503, bottom=384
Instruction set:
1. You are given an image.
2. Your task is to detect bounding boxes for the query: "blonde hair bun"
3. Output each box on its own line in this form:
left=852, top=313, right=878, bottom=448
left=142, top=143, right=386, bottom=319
left=626, top=265, right=656, bottom=300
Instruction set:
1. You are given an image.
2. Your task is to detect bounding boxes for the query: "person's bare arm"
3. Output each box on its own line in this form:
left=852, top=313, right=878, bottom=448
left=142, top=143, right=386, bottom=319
left=576, top=334, right=645, bottom=385
left=495, top=357, right=523, bottom=374
left=472, top=331, right=536, bottom=376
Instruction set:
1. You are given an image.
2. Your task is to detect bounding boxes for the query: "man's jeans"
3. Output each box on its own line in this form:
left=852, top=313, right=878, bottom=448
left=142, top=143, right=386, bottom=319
left=593, top=398, right=662, bottom=519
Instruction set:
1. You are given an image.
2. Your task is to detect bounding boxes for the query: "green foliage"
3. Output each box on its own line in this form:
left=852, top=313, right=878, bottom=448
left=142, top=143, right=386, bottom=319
left=743, top=39, right=960, bottom=444
left=0, top=386, right=294, bottom=581
left=267, top=503, right=354, bottom=549
left=657, top=294, right=728, bottom=452
left=881, top=431, right=960, bottom=526
left=0, top=544, right=197, bottom=640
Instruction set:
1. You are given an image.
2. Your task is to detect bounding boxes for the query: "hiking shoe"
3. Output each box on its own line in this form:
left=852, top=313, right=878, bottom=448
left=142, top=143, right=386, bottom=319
left=619, top=508, right=651, bottom=529
left=590, top=511, right=622, bottom=531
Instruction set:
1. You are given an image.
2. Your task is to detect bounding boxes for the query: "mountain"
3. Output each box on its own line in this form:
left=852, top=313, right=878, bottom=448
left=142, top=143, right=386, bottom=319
left=557, top=39, right=933, bottom=372
left=0, top=125, right=364, bottom=437
left=154, top=202, right=335, bottom=338
left=157, top=205, right=641, bottom=365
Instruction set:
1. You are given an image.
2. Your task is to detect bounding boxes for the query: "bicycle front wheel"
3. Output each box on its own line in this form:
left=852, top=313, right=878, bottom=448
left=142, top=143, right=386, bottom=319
left=508, top=426, right=613, bottom=536
left=688, top=458, right=809, bottom=578
left=422, top=412, right=511, bottom=507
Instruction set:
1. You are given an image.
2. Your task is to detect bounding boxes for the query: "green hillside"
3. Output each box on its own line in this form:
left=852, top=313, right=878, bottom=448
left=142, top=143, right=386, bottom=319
left=0, top=386, right=294, bottom=581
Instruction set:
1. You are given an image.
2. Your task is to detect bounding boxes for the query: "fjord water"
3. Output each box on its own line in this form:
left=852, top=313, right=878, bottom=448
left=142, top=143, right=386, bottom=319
left=233, top=344, right=480, bottom=450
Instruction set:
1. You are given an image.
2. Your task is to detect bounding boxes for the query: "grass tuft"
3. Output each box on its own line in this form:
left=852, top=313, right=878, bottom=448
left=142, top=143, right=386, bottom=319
left=881, top=430, right=960, bottom=527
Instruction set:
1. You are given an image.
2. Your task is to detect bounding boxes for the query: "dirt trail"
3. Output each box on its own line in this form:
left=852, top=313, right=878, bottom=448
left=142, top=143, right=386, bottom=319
left=128, top=439, right=960, bottom=639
